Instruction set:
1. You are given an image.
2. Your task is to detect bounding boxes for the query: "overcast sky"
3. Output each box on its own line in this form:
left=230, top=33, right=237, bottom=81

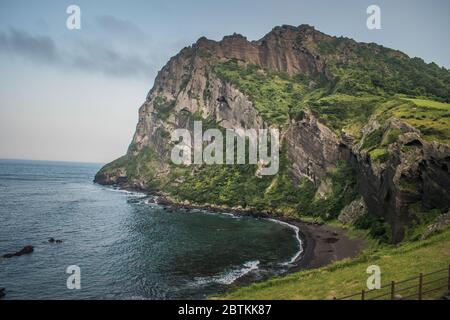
left=0, top=0, right=449, bottom=163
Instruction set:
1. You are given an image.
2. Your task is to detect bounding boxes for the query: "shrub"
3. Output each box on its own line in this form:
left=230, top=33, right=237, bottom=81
left=153, top=97, right=176, bottom=120
left=354, top=214, right=392, bottom=243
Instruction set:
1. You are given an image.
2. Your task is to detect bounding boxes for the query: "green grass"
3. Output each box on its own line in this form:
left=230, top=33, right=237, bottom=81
left=406, top=98, right=450, bottom=110
left=403, top=204, right=443, bottom=242
left=359, top=126, right=393, bottom=164
left=308, top=94, right=383, bottom=137
left=398, top=98, right=450, bottom=145
left=369, top=148, right=389, bottom=163
left=374, top=98, right=450, bottom=145
left=315, top=37, right=450, bottom=101
left=213, top=229, right=450, bottom=300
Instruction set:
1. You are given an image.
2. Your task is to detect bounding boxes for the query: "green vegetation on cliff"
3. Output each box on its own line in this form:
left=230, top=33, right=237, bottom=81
left=213, top=59, right=450, bottom=145
left=315, top=37, right=450, bottom=101
left=213, top=59, right=309, bottom=124
left=376, top=98, right=450, bottom=145
left=307, top=94, right=383, bottom=137
left=166, top=141, right=312, bottom=212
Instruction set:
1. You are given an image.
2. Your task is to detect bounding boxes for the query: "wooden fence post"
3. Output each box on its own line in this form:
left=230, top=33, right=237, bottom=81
left=361, top=289, right=365, bottom=300
left=390, top=281, right=395, bottom=300
left=448, top=265, right=450, bottom=291
left=418, top=273, right=423, bottom=300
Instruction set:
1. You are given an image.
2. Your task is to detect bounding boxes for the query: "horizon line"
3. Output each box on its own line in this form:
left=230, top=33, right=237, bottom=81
left=0, top=157, right=104, bottom=165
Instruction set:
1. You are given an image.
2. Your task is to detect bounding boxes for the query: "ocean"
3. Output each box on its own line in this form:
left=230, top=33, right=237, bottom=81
left=0, top=159, right=302, bottom=299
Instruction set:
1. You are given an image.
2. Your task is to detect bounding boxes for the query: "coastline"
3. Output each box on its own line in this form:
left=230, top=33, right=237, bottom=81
left=106, top=184, right=364, bottom=274
left=153, top=190, right=364, bottom=272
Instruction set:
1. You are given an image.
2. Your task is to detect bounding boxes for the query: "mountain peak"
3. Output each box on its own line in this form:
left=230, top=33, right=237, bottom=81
left=222, top=32, right=247, bottom=41
left=270, top=23, right=315, bottom=32
left=174, top=24, right=449, bottom=100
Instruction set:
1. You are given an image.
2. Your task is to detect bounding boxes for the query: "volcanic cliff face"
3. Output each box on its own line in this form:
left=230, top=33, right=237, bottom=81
left=350, top=120, right=450, bottom=242
left=95, top=24, right=450, bottom=243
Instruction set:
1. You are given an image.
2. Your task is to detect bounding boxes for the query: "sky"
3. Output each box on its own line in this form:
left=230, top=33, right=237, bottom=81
left=0, top=0, right=449, bottom=163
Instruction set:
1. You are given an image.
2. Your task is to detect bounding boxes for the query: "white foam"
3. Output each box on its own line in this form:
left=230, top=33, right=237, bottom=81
left=103, top=187, right=147, bottom=198
left=194, top=260, right=260, bottom=286
left=134, top=199, right=159, bottom=206
left=219, top=212, right=241, bottom=219
left=267, top=218, right=304, bottom=265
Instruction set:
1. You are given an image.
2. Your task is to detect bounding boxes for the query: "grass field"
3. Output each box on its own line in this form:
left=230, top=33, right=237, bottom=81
left=212, top=229, right=450, bottom=300
left=368, top=97, right=450, bottom=145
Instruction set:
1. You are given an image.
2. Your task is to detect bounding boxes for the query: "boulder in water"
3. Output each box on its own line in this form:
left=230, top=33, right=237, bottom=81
left=2, top=245, right=34, bottom=258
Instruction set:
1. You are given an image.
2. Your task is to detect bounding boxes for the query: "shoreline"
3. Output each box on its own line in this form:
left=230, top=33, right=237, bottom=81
left=154, top=190, right=364, bottom=272
left=105, top=184, right=364, bottom=275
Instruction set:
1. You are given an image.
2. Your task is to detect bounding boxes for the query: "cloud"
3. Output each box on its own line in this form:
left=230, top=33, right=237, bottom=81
left=71, top=41, right=156, bottom=78
left=0, top=28, right=58, bottom=62
left=95, top=15, right=149, bottom=42
left=0, top=27, right=156, bottom=79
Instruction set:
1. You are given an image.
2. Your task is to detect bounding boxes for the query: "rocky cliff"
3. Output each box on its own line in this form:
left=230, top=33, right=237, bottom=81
left=95, top=24, right=450, bottom=243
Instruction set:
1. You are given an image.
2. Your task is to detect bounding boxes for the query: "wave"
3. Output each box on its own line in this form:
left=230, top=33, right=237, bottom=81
left=135, top=198, right=160, bottom=207
left=196, top=210, right=242, bottom=220
left=267, top=218, right=304, bottom=265
left=218, top=212, right=241, bottom=219
left=193, top=260, right=260, bottom=286
left=103, top=187, right=147, bottom=198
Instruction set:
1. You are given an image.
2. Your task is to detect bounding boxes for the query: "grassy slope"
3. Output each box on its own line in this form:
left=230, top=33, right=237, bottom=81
left=399, top=98, right=450, bottom=144
left=214, top=229, right=450, bottom=300
left=317, top=36, right=450, bottom=102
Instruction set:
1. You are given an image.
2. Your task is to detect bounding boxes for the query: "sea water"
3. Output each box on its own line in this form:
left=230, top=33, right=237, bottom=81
left=0, top=159, right=301, bottom=299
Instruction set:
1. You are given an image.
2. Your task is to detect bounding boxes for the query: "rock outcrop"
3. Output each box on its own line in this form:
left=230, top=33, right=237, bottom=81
left=95, top=24, right=450, bottom=243
left=338, top=198, right=368, bottom=224
left=349, top=122, right=450, bottom=242
left=422, top=210, right=450, bottom=240
left=2, top=245, right=34, bottom=259
left=285, top=110, right=341, bottom=185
